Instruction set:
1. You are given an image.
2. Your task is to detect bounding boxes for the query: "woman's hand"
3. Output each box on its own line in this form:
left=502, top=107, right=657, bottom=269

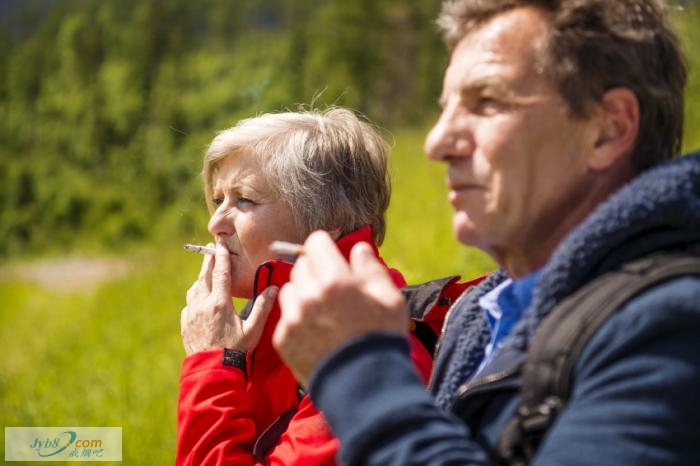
left=181, top=241, right=277, bottom=355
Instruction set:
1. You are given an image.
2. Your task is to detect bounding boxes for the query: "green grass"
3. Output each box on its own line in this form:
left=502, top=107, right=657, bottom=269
left=383, top=127, right=496, bottom=283
left=1, top=5, right=697, bottom=464
left=673, top=4, right=700, bottom=154
left=0, top=130, right=493, bottom=465
left=0, top=246, right=199, bottom=465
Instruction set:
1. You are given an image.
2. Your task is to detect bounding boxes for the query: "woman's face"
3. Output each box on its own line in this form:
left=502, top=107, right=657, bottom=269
left=207, top=152, right=306, bottom=298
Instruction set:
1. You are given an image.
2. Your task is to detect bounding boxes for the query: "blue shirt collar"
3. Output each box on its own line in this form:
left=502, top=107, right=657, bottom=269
left=478, top=269, right=542, bottom=365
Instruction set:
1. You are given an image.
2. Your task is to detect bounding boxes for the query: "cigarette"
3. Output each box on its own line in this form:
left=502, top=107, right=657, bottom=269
left=269, top=241, right=305, bottom=256
left=184, top=242, right=304, bottom=257
left=184, top=244, right=216, bottom=255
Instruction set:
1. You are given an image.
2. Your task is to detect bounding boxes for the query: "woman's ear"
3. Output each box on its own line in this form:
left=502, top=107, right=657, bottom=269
left=589, top=87, right=640, bottom=171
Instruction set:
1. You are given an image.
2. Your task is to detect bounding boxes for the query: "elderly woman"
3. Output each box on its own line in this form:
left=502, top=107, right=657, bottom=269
left=176, top=108, right=464, bottom=465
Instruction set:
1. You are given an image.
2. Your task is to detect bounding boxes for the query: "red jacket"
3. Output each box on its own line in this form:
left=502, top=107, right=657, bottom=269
left=177, top=227, right=481, bottom=465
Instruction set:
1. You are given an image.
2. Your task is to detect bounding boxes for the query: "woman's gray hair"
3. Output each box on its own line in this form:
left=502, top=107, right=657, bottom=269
left=203, top=107, right=391, bottom=245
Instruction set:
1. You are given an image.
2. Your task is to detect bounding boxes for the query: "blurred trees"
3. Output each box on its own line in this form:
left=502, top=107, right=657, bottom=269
left=0, top=0, right=447, bottom=258
left=0, top=0, right=698, bottom=258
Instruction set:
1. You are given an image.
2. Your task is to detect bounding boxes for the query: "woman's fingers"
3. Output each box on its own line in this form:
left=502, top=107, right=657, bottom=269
left=350, top=242, right=407, bottom=319
left=180, top=306, right=193, bottom=354
left=197, top=242, right=215, bottom=290
left=181, top=241, right=243, bottom=355
left=210, top=241, right=232, bottom=301
left=241, top=286, right=279, bottom=350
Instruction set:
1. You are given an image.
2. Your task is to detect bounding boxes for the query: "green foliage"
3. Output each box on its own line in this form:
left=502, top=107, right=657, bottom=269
left=0, top=0, right=447, bottom=259
left=672, top=3, right=700, bottom=153
left=2, top=0, right=698, bottom=261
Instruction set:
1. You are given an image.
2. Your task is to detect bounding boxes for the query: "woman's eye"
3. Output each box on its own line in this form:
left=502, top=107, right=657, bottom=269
left=236, top=197, right=255, bottom=207
left=211, top=193, right=257, bottom=209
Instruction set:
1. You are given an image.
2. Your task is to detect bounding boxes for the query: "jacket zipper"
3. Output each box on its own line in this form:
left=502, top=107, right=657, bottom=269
left=448, top=365, right=522, bottom=442
left=453, top=364, right=522, bottom=401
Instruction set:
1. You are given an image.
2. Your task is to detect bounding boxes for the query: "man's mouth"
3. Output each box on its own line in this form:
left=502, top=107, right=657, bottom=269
left=448, top=182, right=482, bottom=192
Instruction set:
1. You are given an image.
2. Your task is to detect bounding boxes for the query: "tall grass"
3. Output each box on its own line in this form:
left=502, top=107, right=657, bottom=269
left=0, top=129, right=493, bottom=465
left=0, top=247, right=195, bottom=465
left=383, top=126, right=496, bottom=282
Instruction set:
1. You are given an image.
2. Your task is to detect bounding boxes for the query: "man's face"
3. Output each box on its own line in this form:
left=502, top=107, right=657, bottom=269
left=424, top=7, right=599, bottom=275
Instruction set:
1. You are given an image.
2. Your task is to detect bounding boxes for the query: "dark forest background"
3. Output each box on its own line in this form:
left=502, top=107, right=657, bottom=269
left=1, top=0, right=698, bottom=259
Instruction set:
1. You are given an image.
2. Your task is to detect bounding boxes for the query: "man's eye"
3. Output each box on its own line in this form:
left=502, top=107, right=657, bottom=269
left=472, top=96, right=505, bottom=115
left=477, top=96, right=497, bottom=107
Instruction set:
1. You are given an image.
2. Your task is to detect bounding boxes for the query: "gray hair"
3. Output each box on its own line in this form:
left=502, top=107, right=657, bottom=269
left=203, top=108, right=391, bottom=245
left=437, top=0, right=686, bottom=171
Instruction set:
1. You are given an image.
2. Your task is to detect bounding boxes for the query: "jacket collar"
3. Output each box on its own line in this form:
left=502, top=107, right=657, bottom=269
left=509, top=150, right=700, bottom=351
left=434, top=151, right=700, bottom=407
left=251, top=225, right=404, bottom=299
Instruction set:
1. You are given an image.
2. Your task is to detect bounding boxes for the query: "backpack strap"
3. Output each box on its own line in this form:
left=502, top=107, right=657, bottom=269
left=497, top=251, right=700, bottom=465
left=253, top=407, right=299, bottom=461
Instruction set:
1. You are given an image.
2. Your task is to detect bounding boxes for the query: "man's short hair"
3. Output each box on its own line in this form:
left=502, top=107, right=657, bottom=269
left=437, top=0, right=687, bottom=171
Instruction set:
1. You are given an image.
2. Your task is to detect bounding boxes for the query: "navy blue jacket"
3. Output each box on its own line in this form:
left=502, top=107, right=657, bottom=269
left=308, top=151, right=700, bottom=465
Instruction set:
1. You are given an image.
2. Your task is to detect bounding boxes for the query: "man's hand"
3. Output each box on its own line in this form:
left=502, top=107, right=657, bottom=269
left=273, top=231, right=408, bottom=387
left=181, top=241, right=277, bottom=355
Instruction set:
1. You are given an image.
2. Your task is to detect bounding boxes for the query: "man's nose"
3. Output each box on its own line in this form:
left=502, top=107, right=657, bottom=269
left=424, top=118, right=449, bottom=162
left=424, top=104, right=472, bottom=162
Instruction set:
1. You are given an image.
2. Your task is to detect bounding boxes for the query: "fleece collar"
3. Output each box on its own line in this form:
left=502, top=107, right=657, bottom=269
left=434, top=151, right=700, bottom=408
left=509, top=150, right=700, bottom=351
left=250, top=225, right=405, bottom=300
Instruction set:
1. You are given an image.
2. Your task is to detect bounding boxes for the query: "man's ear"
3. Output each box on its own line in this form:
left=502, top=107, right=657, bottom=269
left=589, top=87, right=639, bottom=171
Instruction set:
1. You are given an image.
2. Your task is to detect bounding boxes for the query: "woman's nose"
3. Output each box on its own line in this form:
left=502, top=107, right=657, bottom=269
left=207, top=206, right=233, bottom=237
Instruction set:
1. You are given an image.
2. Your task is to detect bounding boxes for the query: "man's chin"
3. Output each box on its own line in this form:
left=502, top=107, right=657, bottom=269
left=453, top=216, right=479, bottom=246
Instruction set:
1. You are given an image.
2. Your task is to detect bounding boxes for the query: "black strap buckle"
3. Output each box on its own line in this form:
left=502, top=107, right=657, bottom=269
left=497, top=396, right=562, bottom=466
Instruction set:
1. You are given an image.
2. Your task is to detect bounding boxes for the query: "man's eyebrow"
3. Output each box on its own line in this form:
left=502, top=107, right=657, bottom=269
left=439, top=77, right=511, bottom=107
left=464, top=77, right=511, bottom=96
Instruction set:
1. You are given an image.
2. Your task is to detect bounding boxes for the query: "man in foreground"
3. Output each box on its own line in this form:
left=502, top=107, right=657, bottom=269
left=271, top=1, right=700, bottom=464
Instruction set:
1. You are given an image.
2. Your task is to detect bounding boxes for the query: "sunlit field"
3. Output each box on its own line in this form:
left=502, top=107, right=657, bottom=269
left=0, top=127, right=494, bottom=465
left=1, top=4, right=698, bottom=463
